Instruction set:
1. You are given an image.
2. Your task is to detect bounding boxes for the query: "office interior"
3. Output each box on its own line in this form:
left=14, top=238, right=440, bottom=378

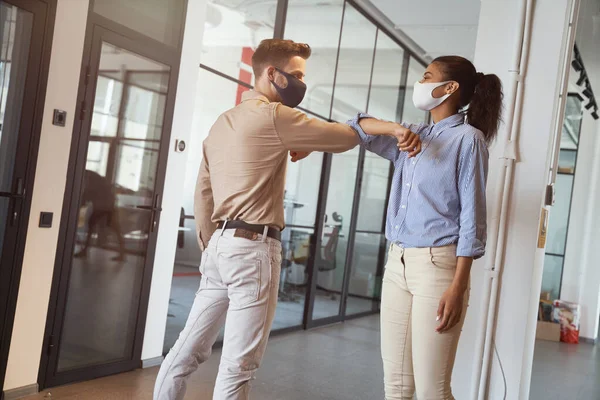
left=0, top=0, right=599, bottom=399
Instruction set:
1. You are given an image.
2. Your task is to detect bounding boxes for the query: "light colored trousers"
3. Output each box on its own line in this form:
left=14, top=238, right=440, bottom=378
left=154, top=228, right=282, bottom=400
left=381, top=244, right=469, bottom=400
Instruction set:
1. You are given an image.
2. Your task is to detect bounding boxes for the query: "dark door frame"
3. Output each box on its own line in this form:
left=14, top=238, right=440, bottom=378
left=0, top=0, right=56, bottom=398
left=38, top=2, right=186, bottom=389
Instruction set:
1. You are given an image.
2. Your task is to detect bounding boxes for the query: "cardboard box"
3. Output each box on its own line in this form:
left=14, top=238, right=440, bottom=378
left=536, top=321, right=561, bottom=342
left=540, top=291, right=551, bottom=301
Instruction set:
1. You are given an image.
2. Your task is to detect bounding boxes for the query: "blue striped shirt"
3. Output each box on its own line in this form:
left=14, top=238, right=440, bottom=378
left=348, top=113, right=489, bottom=259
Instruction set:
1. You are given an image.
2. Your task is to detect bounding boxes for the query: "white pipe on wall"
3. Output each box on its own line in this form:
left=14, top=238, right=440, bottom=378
left=548, top=0, right=581, bottom=188
left=470, top=0, right=534, bottom=398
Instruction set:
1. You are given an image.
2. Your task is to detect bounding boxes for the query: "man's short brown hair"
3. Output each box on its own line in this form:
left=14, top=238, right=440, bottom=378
left=252, top=39, right=311, bottom=77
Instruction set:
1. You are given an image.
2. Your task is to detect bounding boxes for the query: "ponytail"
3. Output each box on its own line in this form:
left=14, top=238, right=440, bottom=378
left=467, top=73, right=503, bottom=143
left=432, top=56, right=504, bottom=144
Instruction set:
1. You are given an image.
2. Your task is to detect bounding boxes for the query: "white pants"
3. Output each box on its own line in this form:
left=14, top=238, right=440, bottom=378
left=381, top=244, right=469, bottom=400
left=154, top=228, right=282, bottom=400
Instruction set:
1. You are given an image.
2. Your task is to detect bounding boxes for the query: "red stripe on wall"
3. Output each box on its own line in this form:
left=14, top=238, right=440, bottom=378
left=236, top=47, right=254, bottom=105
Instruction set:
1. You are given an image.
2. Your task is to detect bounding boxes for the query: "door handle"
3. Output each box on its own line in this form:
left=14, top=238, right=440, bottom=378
left=135, top=194, right=162, bottom=232
left=0, top=178, right=25, bottom=226
left=135, top=205, right=162, bottom=212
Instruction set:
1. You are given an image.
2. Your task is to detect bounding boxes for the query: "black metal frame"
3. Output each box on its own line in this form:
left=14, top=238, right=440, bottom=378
left=38, top=0, right=187, bottom=389
left=0, top=1, right=56, bottom=398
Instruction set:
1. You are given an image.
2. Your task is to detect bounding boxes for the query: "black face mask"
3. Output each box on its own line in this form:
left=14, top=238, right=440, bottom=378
left=271, top=68, right=307, bottom=108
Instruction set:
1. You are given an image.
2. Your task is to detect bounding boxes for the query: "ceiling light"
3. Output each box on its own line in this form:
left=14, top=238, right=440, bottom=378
left=584, top=99, right=595, bottom=110
left=576, top=72, right=587, bottom=86
left=583, top=87, right=593, bottom=98
left=592, top=111, right=599, bottom=120
left=572, top=59, right=583, bottom=72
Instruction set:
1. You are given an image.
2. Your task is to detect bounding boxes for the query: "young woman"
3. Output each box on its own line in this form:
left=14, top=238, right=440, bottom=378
left=350, top=56, right=503, bottom=399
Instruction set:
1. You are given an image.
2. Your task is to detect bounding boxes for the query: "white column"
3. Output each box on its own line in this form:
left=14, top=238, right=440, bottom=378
left=141, top=0, right=210, bottom=363
left=573, top=120, right=600, bottom=340
left=4, top=0, right=90, bottom=391
left=450, top=0, right=574, bottom=399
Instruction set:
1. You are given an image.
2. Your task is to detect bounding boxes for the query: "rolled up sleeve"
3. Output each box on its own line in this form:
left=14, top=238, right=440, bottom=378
left=346, top=113, right=400, bottom=162
left=456, top=135, right=489, bottom=259
left=273, top=104, right=359, bottom=153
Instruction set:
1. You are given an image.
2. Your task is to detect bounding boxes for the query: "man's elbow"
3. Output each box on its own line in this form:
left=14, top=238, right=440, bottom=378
left=330, top=136, right=360, bottom=153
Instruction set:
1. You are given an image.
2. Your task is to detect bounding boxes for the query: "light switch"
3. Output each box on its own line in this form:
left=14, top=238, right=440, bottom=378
left=53, top=109, right=67, bottom=127
left=39, top=212, right=53, bottom=228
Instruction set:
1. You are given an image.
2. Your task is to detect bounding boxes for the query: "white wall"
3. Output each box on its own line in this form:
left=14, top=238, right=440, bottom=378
left=3, top=0, right=89, bottom=391
left=560, top=94, right=600, bottom=340
left=576, top=121, right=600, bottom=340
left=560, top=0, right=600, bottom=341
left=451, top=0, right=573, bottom=399
left=141, top=0, right=210, bottom=361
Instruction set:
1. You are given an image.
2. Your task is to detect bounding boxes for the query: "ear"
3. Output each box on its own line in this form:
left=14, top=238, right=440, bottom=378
left=446, top=81, right=460, bottom=95
left=266, top=66, right=276, bottom=82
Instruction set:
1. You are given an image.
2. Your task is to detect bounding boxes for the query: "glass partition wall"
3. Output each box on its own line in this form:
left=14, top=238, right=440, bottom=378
left=164, top=0, right=429, bottom=351
left=540, top=93, right=583, bottom=301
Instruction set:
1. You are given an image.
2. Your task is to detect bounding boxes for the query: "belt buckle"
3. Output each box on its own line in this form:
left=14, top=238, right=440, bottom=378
left=233, top=228, right=259, bottom=241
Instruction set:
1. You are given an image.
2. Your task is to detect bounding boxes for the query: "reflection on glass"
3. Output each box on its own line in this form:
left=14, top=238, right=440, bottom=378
left=368, top=32, right=404, bottom=121
left=545, top=174, right=574, bottom=256
left=277, top=151, right=324, bottom=328
left=57, top=42, right=170, bottom=372
left=330, top=4, right=376, bottom=122
left=560, top=94, right=582, bottom=150
left=356, top=153, right=391, bottom=233
left=285, top=0, right=344, bottom=117
left=201, top=0, right=276, bottom=80
left=346, top=232, right=387, bottom=315
left=402, top=57, right=428, bottom=124
left=346, top=136, right=391, bottom=316
left=0, top=2, right=33, bottom=256
left=540, top=94, right=581, bottom=302
left=277, top=227, right=314, bottom=327
left=92, top=0, right=185, bottom=47
left=557, top=149, right=576, bottom=174
left=90, top=75, right=122, bottom=137
left=313, top=147, right=360, bottom=320
left=541, top=254, right=563, bottom=301
left=284, top=148, right=323, bottom=227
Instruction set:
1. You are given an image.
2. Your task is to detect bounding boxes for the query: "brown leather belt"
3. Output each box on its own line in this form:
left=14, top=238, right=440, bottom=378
left=217, top=220, right=281, bottom=242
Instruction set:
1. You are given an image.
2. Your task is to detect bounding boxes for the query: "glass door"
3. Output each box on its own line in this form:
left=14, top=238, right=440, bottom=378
left=42, top=26, right=175, bottom=387
left=306, top=2, right=376, bottom=326
left=310, top=148, right=361, bottom=323
left=0, top=0, right=48, bottom=392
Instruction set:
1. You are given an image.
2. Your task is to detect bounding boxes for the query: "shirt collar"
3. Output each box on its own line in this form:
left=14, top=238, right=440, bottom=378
left=429, top=113, right=465, bottom=136
left=241, top=90, right=270, bottom=104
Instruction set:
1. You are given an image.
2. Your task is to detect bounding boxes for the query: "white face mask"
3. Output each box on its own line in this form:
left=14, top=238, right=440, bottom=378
left=412, top=80, right=453, bottom=111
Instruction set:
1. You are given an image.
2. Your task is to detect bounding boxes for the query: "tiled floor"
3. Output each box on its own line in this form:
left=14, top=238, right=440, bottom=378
left=530, top=339, right=600, bottom=400
left=26, top=315, right=385, bottom=400
left=164, top=264, right=375, bottom=353
left=23, top=315, right=600, bottom=400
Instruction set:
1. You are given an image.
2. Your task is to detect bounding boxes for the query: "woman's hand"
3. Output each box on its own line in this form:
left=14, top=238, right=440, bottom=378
left=436, top=284, right=466, bottom=333
left=393, top=126, right=421, bottom=158
left=290, top=151, right=311, bottom=162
